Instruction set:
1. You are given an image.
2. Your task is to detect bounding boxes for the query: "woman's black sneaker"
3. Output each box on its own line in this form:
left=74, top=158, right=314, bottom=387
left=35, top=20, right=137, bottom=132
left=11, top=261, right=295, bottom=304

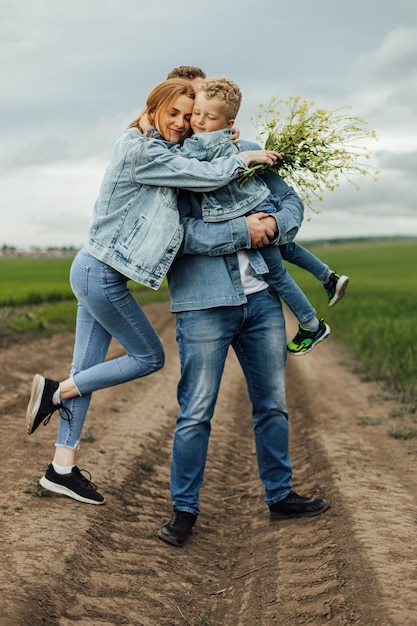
left=158, top=511, right=197, bottom=546
left=26, top=374, right=71, bottom=435
left=269, top=490, right=330, bottom=520
left=39, top=464, right=106, bottom=505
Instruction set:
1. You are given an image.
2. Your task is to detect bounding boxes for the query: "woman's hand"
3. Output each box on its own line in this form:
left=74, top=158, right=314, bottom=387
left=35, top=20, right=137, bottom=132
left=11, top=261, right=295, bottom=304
left=239, top=149, right=280, bottom=167
left=231, top=124, right=240, bottom=145
left=246, top=213, right=277, bottom=248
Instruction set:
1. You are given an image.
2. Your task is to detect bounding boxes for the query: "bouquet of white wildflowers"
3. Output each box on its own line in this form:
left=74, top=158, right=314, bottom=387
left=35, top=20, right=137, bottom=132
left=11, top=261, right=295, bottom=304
left=239, top=95, right=378, bottom=213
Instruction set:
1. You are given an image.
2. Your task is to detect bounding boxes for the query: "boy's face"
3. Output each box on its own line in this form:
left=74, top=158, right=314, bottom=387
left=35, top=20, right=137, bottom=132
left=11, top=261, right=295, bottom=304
left=191, top=92, right=234, bottom=134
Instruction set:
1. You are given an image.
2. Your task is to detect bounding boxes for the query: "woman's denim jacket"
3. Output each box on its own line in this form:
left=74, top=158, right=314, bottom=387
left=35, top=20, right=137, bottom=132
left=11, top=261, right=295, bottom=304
left=85, top=127, right=248, bottom=289
left=174, top=129, right=273, bottom=222
left=168, top=139, right=304, bottom=313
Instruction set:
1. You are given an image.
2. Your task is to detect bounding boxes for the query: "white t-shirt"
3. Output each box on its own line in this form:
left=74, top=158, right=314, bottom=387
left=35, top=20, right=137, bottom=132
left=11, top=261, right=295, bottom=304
left=237, top=250, right=269, bottom=295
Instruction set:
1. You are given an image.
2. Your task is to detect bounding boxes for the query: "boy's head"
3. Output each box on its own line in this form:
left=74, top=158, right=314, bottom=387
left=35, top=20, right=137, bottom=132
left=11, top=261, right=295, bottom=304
left=191, top=76, right=242, bottom=134
left=166, top=66, right=206, bottom=91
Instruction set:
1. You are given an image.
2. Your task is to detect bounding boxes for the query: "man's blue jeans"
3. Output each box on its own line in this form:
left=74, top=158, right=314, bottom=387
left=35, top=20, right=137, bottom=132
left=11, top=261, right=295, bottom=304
left=171, top=288, right=292, bottom=516
left=56, top=248, right=165, bottom=449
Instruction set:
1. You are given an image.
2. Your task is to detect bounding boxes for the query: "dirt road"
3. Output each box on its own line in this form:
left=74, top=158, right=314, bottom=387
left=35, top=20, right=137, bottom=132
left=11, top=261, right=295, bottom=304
left=1, top=301, right=416, bottom=626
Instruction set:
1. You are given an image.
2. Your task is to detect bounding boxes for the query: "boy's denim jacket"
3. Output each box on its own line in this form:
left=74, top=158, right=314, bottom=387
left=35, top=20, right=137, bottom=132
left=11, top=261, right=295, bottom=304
left=168, top=139, right=304, bottom=313
left=85, top=127, right=248, bottom=289
left=175, top=129, right=274, bottom=222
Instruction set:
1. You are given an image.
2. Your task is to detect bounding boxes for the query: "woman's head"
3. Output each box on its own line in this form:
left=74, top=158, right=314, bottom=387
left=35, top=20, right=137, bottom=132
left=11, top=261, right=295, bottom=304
left=130, top=79, right=195, bottom=143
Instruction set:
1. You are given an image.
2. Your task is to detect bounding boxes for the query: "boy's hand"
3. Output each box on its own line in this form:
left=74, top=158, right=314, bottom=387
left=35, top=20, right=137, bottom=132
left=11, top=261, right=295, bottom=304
left=239, top=150, right=280, bottom=167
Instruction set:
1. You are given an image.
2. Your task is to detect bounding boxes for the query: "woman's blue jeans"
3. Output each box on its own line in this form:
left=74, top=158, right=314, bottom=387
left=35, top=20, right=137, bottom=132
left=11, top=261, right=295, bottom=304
left=56, top=248, right=165, bottom=449
left=171, top=288, right=292, bottom=515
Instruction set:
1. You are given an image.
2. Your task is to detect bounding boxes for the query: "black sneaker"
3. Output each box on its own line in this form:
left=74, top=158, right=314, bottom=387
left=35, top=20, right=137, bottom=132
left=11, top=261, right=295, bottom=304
left=324, top=272, right=349, bottom=307
left=39, top=464, right=105, bottom=505
left=269, top=490, right=330, bottom=521
left=26, top=374, right=71, bottom=435
left=158, top=511, right=197, bottom=547
left=287, top=318, right=330, bottom=356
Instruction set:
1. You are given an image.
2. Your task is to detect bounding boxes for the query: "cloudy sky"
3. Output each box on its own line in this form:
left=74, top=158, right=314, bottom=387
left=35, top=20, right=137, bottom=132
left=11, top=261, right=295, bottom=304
left=1, top=0, right=417, bottom=248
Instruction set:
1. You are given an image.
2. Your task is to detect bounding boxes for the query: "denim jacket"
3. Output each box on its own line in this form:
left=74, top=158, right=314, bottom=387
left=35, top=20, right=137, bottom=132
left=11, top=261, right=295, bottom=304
left=175, top=129, right=272, bottom=222
left=168, top=139, right=304, bottom=312
left=85, top=127, right=248, bottom=289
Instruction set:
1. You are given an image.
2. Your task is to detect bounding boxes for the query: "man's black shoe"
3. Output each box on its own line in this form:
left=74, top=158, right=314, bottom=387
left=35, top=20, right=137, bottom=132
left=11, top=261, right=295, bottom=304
left=158, top=511, right=197, bottom=546
left=269, top=490, right=330, bottom=520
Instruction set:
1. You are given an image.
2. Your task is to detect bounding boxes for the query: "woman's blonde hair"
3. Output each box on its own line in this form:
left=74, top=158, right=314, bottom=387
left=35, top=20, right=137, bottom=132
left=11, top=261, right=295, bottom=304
left=129, top=78, right=195, bottom=138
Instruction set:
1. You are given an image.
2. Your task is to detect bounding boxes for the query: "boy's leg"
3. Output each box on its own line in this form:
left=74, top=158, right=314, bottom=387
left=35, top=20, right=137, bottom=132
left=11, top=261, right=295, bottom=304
left=280, top=242, right=331, bottom=282
left=260, top=246, right=317, bottom=325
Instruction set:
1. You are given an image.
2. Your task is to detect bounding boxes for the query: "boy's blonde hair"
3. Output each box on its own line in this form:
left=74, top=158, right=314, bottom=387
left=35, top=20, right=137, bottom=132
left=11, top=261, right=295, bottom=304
left=198, top=76, right=242, bottom=120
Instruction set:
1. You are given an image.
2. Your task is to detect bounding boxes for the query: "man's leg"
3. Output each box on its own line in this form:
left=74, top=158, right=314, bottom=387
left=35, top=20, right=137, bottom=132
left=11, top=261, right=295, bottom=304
left=232, top=289, right=292, bottom=504
left=232, top=288, right=330, bottom=518
left=159, top=306, right=241, bottom=546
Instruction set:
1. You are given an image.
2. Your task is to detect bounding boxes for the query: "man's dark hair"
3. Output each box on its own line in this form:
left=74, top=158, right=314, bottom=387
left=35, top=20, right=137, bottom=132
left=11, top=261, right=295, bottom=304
left=167, top=66, right=207, bottom=81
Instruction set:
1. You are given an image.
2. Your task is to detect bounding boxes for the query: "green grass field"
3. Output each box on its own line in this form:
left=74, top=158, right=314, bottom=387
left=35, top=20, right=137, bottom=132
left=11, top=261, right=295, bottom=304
left=0, top=240, right=416, bottom=404
left=285, top=239, right=417, bottom=405
left=0, top=255, right=168, bottom=341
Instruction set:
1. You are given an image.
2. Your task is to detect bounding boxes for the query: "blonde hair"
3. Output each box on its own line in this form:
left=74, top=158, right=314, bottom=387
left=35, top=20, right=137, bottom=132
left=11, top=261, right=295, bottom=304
left=198, top=76, right=242, bottom=120
left=167, top=66, right=206, bottom=81
left=129, top=78, right=195, bottom=137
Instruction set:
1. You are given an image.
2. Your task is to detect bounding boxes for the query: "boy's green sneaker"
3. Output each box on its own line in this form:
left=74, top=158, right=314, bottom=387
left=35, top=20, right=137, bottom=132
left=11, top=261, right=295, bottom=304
left=287, top=319, right=330, bottom=356
left=324, top=272, right=349, bottom=307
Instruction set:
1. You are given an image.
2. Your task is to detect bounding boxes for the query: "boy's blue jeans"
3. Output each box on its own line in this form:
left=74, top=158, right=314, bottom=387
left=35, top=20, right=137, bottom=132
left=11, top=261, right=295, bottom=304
left=56, top=248, right=165, bottom=449
left=170, top=288, right=293, bottom=516
left=281, top=242, right=330, bottom=282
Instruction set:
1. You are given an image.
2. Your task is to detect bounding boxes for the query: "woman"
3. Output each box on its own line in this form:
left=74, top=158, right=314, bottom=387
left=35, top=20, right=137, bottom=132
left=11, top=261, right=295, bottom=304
left=25, top=78, right=280, bottom=505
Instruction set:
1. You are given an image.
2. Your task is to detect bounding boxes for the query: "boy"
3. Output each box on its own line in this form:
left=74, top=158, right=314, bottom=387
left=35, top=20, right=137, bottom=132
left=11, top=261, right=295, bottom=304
left=175, top=76, right=349, bottom=355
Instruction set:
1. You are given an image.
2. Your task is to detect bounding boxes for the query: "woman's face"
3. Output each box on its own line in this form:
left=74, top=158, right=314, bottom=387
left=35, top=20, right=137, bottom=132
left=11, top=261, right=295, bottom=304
left=155, top=95, right=194, bottom=143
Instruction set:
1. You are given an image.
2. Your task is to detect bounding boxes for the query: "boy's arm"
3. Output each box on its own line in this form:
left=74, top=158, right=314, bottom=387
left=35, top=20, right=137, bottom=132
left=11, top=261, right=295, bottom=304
left=173, top=128, right=236, bottom=161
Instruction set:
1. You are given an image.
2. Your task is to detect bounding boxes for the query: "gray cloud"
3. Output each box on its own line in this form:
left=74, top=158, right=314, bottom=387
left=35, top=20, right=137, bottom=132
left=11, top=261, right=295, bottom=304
left=1, top=0, right=417, bottom=247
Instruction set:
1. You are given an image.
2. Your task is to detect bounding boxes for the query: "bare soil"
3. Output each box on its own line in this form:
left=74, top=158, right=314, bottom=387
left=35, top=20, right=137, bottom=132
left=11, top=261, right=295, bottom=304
left=1, top=301, right=417, bottom=626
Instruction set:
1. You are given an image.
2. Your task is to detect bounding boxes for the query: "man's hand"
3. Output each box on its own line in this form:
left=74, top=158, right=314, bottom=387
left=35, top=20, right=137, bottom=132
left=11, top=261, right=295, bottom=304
left=246, top=213, right=277, bottom=248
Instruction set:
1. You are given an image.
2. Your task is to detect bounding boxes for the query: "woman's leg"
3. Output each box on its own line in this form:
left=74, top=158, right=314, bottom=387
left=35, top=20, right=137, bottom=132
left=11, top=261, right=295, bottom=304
left=54, top=249, right=165, bottom=456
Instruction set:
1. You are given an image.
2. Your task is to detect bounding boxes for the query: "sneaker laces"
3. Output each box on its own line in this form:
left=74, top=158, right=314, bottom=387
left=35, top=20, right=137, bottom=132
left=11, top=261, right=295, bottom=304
left=42, top=404, right=72, bottom=428
left=73, top=467, right=99, bottom=492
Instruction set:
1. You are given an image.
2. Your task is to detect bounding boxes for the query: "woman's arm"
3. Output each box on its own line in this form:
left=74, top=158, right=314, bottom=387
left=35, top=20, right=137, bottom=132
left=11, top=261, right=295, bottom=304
left=131, top=133, right=279, bottom=192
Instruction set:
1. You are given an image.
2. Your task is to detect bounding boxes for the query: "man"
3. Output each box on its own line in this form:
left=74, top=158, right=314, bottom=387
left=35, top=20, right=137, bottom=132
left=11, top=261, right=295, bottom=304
left=166, top=65, right=206, bottom=91
left=158, top=147, right=330, bottom=547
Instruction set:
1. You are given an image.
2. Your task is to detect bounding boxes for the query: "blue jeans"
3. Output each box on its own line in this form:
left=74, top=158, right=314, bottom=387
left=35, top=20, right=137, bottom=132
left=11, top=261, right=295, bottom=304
left=260, top=246, right=316, bottom=324
left=171, top=289, right=292, bottom=515
left=56, top=248, right=165, bottom=449
left=280, top=242, right=331, bottom=282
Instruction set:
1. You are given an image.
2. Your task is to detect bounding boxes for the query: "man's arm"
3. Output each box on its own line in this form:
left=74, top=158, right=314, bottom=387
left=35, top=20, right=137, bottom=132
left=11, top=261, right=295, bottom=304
left=177, top=191, right=275, bottom=257
left=238, top=139, right=304, bottom=245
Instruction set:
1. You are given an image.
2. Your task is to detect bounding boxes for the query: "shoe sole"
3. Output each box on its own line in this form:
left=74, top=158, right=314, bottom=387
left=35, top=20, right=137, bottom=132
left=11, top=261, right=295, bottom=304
left=25, top=374, right=45, bottom=434
left=328, top=276, right=349, bottom=307
left=287, top=324, right=331, bottom=357
left=39, top=476, right=106, bottom=505
left=157, top=527, right=192, bottom=547
left=270, top=499, right=330, bottom=521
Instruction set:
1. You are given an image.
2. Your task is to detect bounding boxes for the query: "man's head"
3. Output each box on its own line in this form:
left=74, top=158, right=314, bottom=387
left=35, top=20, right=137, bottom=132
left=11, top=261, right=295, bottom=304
left=191, top=76, right=242, bottom=134
left=167, top=66, right=206, bottom=92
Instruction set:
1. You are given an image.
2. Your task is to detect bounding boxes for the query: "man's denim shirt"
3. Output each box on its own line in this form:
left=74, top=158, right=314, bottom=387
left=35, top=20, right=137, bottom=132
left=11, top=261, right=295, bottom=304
left=175, top=129, right=272, bottom=222
left=84, top=127, right=247, bottom=290
left=168, top=138, right=304, bottom=313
